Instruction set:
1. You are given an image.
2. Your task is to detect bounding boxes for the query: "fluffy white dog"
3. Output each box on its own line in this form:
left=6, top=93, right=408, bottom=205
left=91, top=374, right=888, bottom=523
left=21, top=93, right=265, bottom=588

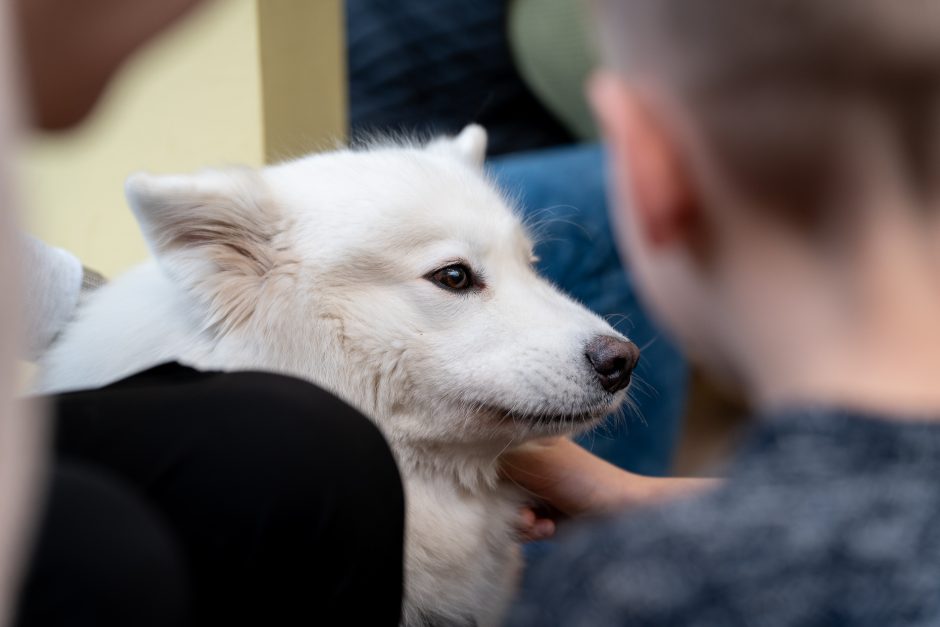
left=37, top=126, right=638, bottom=626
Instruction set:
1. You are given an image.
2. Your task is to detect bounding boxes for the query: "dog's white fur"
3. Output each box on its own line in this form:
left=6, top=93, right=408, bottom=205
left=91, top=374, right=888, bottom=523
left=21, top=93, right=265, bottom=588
left=37, top=126, right=630, bottom=626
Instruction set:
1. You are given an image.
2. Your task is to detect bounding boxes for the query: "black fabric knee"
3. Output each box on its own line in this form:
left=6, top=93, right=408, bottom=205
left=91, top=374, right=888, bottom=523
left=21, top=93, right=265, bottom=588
left=45, top=363, right=405, bottom=626
left=14, top=463, right=188, bottom=627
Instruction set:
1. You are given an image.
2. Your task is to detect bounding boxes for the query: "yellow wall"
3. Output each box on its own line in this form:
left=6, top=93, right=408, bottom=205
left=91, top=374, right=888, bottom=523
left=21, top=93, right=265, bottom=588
left=20, top=0, right=346, bottom=278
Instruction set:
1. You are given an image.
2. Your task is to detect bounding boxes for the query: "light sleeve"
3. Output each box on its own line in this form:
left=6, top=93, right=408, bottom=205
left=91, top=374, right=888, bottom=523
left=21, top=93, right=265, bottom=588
left=19, top=234, right=83, bottom=360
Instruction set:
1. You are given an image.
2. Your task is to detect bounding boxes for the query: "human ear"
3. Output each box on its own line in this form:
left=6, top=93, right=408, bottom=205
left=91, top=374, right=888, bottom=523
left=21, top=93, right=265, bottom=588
left=588, top=71, right=697, bottom=249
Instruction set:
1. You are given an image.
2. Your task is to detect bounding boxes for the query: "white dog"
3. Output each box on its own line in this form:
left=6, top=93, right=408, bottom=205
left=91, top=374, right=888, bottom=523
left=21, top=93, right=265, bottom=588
left=37, top=126, right=638, bottom=626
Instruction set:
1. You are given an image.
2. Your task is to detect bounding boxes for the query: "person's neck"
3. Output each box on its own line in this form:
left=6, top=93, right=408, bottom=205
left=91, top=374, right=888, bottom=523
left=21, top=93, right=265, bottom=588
left=725, top=207, right=940, bottom=421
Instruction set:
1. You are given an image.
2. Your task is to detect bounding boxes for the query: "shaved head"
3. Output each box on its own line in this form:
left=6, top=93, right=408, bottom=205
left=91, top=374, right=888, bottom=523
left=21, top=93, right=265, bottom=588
left=595, top=1, right=940, bottom=81
left=593, top=0, right=940, bottom=222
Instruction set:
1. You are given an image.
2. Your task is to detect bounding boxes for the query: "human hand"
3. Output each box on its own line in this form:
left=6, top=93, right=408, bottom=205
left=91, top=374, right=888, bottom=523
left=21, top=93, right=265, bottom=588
left=502, top=438, right=717, bottom=522
left=515, top=505, right=557, bottom=542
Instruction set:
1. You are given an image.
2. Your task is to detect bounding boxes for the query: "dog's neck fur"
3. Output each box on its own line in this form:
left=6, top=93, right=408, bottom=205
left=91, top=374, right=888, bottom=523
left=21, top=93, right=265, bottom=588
left=392, top=432, right=513, bottom=493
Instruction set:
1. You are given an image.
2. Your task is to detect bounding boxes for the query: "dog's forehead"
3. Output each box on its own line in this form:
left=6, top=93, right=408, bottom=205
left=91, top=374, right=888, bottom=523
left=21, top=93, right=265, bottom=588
left=268, top=148, right=529, bottom=255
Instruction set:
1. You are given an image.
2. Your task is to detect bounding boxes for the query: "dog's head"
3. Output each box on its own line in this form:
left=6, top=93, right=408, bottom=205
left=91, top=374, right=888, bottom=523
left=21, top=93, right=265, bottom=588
left=126, top=126, right=637, bottom=453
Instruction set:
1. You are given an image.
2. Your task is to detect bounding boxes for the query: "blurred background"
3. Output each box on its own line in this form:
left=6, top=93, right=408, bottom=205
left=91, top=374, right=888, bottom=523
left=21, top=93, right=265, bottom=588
left=21, top=0, right=746, bottom=477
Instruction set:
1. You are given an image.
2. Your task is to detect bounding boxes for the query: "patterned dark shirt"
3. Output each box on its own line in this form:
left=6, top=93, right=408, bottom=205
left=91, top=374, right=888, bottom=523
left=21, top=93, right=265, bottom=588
left=508, top=409, right=940, bottom=626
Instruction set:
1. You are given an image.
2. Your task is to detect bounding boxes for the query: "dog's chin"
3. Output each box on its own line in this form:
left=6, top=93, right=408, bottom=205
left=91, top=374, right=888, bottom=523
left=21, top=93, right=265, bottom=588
left=478, top=394, right=624, bottom=435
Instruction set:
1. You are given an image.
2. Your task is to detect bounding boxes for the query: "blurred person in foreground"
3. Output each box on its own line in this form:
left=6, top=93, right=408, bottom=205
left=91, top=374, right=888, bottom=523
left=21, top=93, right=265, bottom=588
left=0, top=4, right=39, bottom=627
left=3, top=2, right=404, bottom=626
left=504, top=1, right=940, bottom=624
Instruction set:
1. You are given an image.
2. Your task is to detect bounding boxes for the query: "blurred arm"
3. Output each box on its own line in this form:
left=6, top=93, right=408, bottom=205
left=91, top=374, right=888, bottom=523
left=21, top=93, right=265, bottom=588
left=501, top=437, right=717, bottom=518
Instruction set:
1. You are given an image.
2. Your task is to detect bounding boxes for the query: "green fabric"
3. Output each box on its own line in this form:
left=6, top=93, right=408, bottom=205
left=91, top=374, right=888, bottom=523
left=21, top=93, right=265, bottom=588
left=508, top=0, right=599, bottom=141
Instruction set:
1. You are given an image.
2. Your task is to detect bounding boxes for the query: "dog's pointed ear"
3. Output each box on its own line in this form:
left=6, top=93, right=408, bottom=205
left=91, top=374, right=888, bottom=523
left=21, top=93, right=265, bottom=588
left=453, top=124, right=487, bottom=167
left=125, top=167, right=287, bottom=333
left=428, top=124, right=488, bottom=169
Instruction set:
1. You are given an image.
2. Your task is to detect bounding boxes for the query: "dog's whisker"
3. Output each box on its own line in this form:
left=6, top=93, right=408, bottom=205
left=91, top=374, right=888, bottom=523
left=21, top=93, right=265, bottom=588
left=629, top=373, right=659, bottom=399
left=603, top=312, right=637, bottom=333
left=638, top=335, right=662, bottom=353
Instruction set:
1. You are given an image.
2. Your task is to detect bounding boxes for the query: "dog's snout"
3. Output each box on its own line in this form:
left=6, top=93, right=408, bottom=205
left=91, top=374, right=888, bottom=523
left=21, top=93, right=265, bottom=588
left=585, top=336, right=640, bottom=393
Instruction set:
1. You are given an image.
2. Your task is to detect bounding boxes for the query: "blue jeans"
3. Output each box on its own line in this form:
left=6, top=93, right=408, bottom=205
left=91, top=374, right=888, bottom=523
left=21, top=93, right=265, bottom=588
left=488, top=144, right=687, bottom=476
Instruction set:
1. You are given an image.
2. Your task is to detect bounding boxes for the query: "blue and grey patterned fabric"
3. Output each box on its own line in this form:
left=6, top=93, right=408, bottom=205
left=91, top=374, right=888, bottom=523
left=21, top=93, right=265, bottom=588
left=347, top=0, right=573, bottom=156
left=509, top=408, right=940, bottom=626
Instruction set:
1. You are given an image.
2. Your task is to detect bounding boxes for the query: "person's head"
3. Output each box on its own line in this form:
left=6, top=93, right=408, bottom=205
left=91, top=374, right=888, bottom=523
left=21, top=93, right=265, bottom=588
left=589, top=0, right=940, bottom=402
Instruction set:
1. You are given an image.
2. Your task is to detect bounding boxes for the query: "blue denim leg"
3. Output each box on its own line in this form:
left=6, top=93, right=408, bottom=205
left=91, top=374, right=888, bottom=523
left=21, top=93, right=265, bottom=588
left=487, top=143, right=688, bottom=476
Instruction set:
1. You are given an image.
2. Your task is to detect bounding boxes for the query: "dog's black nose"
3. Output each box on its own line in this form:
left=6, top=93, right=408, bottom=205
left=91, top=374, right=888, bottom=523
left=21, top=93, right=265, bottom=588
left=585, top=336, right=640, bottom=393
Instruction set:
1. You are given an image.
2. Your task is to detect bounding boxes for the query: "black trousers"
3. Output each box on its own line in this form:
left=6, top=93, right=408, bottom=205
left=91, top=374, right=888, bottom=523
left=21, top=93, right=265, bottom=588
left=14, top=363, right=405, bottom=626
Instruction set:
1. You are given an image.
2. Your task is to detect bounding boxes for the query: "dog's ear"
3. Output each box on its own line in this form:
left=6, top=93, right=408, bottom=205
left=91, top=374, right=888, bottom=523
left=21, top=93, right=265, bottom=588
left=428, top=124, right=488, bottom=169
left=125, top=167, right=287, bottom=333
left=453, top=124, right=487, bottom=167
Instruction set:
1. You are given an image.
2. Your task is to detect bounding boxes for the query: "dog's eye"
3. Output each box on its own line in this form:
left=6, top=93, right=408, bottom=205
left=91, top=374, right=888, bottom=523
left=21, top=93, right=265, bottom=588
left=428, top=264, right=474, bottom=292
